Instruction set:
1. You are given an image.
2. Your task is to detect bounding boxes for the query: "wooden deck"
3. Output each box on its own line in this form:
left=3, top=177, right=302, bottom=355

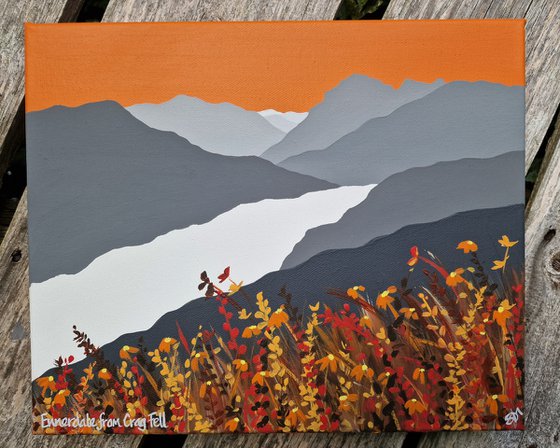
left=0, top=1, right=559, bottom=447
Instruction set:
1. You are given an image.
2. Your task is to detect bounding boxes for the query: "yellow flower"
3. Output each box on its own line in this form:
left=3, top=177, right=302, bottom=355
left=98, top=368, right=111, bottom=381
left=242, top=325, right=261, bottom=338
left=350, top=363, right=374, bottom=381
left=491, top=257, right=509, bottom=271
left=376, top=286, right=399, bottom=318
left=446, top=268, right=465, bottom=286
left=158, top=337, right=177, bottom=353
left=317, top=353, right=338, bottom=373
left=268, top=307, right=289, bottom=328
left=119, top=345, right=140, bottom=360
left=360, top=314, right=374, bottom=329
left=228, top=281, right=244, bottom=296
left=498, top=235, right=518, bottom=248
left=36, top=375, right=57, bottom=394
left=232, top=359, right=248, bottom=372
left=405, top=398, right=426, bottom=415
left=457, top=240, right=478, bottom=253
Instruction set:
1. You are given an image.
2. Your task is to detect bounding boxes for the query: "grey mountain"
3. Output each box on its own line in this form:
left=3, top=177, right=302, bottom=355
left=26, top=101, right=335, bottom=283
left=127, top=95, right=286, bottom=156
left=261, top=75, right=445, bottom=163
left=278, top=82, right=524, bottom=185
left=37, top=205, right=523, bottom=380
left=282, top=152, right=524, bottom=269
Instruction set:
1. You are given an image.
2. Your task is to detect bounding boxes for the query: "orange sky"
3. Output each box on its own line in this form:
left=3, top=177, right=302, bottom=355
left=25, top=20, right=524, bottom=113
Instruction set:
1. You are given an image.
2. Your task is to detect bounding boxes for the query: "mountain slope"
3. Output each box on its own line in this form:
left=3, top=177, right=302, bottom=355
left=127, top=95, right=286, bottom=156
left=39, top=205, right=523, bottom=380
left=281, top=152, right=524, bottom=269
left=261, top=75, right=445, bottom=163
left=278, top=82, right=524, bottom=185
left=26, top=101, right=335, bottom=283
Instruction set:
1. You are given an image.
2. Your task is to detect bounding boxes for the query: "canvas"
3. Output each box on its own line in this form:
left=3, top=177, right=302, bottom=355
left=25, top=20, right=525, bottom=434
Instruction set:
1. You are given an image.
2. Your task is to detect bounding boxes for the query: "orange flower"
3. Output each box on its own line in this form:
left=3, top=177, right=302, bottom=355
left=408, top=246, right=419, bottom=266
left=446, top=268, right=465, bottom=287
left=457, top=240, right=478, bottom=253
left=36, top=375, right=57, bottom=394
left=347, top=285, right=365, bottom=299
left=400, top=307, right=419, bottom=320
left=251, top=371, right=268, bottom=386
left=199, top=380, right=213, bottom=398
left=224, top=417, right=240, bottom=432
left=377, top=371, right=392, bottom=387
left=359, top=314, right=374, bottom=329
left=486, top=394, right=508, bottom=414
left=338, top=393, right=358, bottom=411
left=351, top=364, right=374, bottom=381
left=191, top=351, right=208, bottom=372
left=286, top=406, right=306, bottom=426
left=498, top=235, right=518, bottom=248
left=268, top=307, right=289, bottom=328
left=376, top=286, right=399, bottom=318
left=98, top=368, right=111, bottom=381
left=413, top=367, right=426, bottom=385
left=317, top=353, right=338, bottom=373
left=158, top=337, right=177, bottom=353
left=119, top=345, right=140, bottom=360
left=52, top=389, right=70, bottom=407
left=493, top=299, right=514, bottom=331
left=232, top=359, right=248, bottom=372
left=242, top=324, right=261, bottom=338
left=405, top=398, right=426, bottom=415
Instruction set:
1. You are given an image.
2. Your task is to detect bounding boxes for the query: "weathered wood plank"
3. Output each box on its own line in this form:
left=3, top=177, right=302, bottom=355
left=103, top=1, right=405, bottom=447
left=384, top=0, right=560, bottom=174
left=0, top=193, right=141, bottom=448
left=0, top=0, right=83, bottom=179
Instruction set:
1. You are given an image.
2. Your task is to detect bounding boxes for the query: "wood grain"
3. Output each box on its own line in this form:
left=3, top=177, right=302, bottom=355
left=0, top=0, right=83, bottom=179
left=385, top=0, right=560, bottom=174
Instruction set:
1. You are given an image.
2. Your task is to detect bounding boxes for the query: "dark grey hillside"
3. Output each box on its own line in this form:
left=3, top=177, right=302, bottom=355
left=278, top=82, right=524, bottom=185
left=281, top=151, right=524, bottom=269
left=26, top=101, right=335, bottom=283
left=39, top=205, right=523, bottom=380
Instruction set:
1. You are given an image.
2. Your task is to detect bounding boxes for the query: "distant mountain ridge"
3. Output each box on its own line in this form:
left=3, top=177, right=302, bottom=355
left=261, top=75, right=445, bottom=163
left=281, top=151, right=524, bottom=269
left=278, top=81, right=524, bottom=185
left=26, top=101, right=335, bottom=283
left=127, top=95, right=286, bottom=156
left=258, top=109, right=308, bottom=132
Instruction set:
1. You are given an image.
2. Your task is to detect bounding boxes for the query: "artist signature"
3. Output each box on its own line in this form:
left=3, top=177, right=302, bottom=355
left=504, top=407, right=523, bottom=426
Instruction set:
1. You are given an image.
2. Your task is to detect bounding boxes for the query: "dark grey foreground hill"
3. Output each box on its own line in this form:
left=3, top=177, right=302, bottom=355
left=41, top=205, right=523, bottom=379
left=26, top=101, right=335, bottom=283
